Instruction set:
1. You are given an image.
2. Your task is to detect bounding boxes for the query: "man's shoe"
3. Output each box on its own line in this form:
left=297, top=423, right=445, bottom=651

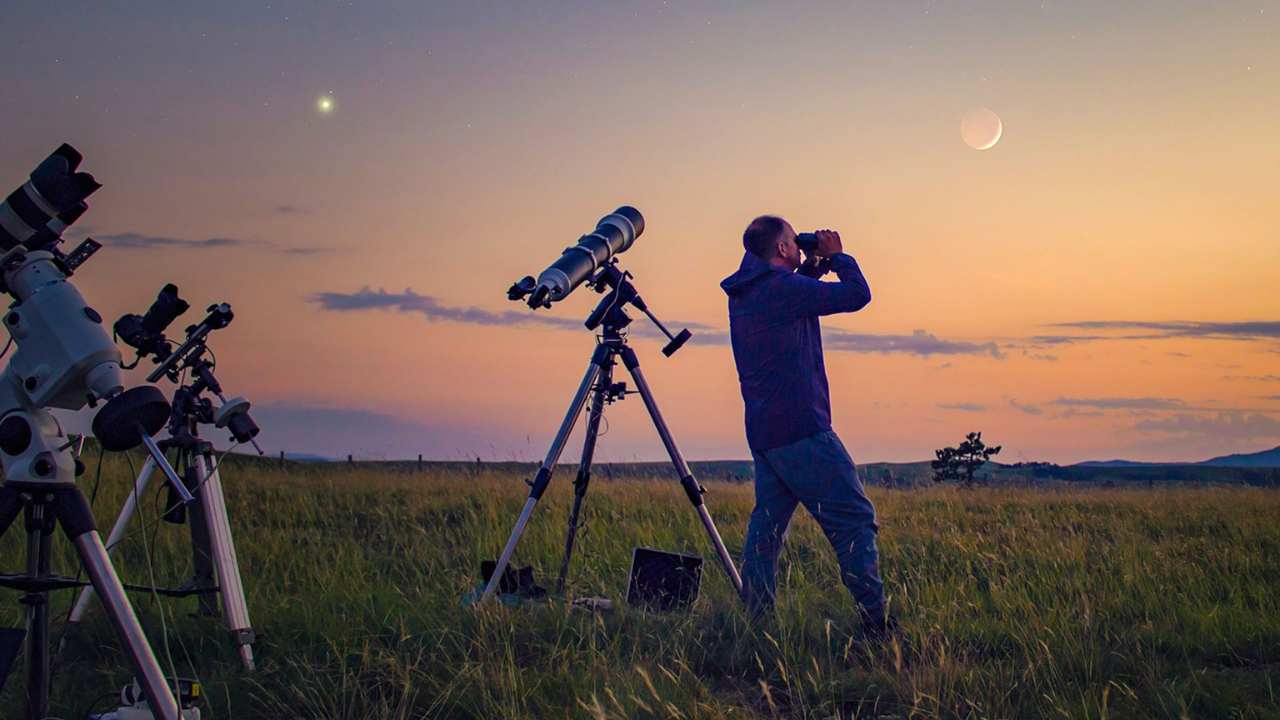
left=860, top=612, right=900, bottom=643
left=860, top=613, right=911, bottom=671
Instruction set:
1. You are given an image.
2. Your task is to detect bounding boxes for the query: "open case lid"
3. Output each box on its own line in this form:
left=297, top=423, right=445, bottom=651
left=626, top=546, right=703, bottom=612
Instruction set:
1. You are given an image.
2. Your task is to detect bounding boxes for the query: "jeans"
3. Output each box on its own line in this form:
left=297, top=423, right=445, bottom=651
left=741, top=430, right=885, bottom=619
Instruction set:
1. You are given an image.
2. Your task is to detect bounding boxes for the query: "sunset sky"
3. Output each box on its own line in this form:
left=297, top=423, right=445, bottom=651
left=2, top=1, right=1277, bottom=464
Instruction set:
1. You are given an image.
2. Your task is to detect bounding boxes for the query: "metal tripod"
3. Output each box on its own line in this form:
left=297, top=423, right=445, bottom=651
left=0, top=480, right=180, bottom=720
left=67, top=387, right=256, bottom=670
left=482, top=291, right=744, bottom=602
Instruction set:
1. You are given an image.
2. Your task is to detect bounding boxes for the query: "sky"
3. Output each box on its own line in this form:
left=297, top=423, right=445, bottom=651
left=1, top=1, right=1277, bottom=464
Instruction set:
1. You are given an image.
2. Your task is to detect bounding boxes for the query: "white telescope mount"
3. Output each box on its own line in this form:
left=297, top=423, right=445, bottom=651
left=0, top=247, right=185, bottom=720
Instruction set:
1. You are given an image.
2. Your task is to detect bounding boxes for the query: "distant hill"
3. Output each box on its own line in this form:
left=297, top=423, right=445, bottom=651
left=205, top=453, right=1280, bottom=488
left=1076, top=445, right=1280, bottom=469
left=1076, top=459, right=1162, bottom=468
left=283, top=453, right=334, bottom=462
left=1199, top=446, right=1280, bottom=467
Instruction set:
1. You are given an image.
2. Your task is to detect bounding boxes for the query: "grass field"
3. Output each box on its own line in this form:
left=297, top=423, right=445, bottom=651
left=2, top=453, right=1279, bottom=719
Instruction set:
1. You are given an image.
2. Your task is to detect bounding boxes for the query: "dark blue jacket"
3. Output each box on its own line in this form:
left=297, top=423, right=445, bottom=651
left=720, top=251, right=871, bottom=452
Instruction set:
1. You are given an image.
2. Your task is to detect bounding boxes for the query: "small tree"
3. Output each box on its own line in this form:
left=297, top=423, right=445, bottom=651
left=932, top=431, right=1002, bottom=487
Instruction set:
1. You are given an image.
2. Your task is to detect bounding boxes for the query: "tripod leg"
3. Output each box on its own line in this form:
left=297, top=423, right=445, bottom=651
left=184, top=463, right=219, bottom=618
left=192, top=453, right=255, bottom=671
left=481, top=348, right=606, bottom=602
left=556, top=360, right=612, bottom=594
left=52, top=486, right=179, bottom=720
left=67, top=455, right=157, bottom=625
left=22, top=500, right=55, bottom=720
left=0, top=486, right=20, bottom=536
left=620, top=348, right=745, bottom=598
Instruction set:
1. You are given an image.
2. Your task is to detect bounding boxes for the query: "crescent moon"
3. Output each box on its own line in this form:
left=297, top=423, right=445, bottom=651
left=961, top=108, right=1003, bottom=151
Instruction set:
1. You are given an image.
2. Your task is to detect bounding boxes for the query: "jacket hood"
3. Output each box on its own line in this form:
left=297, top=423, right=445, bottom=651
left=721, top=251, right=779, bottom=296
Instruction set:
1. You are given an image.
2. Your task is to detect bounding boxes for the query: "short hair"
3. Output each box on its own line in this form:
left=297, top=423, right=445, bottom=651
left=743, top=215, right=787, bottom=259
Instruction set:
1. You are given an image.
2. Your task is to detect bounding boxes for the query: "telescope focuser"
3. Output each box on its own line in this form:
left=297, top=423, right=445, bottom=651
left=507, top=276, right=549, bottom=308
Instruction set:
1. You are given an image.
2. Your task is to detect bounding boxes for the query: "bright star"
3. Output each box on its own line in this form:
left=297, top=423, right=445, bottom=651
left=316, top=95, right=335, bottom=114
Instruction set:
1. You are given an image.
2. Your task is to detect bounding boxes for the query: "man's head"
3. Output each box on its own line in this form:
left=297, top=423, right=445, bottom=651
left=743, top=215, right=802, bottom=270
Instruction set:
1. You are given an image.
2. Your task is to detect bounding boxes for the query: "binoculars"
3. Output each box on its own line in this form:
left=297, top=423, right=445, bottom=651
left=795, top=232, right=820, bottom=253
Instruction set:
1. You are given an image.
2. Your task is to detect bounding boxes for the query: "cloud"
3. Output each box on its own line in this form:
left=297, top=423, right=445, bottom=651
left=1025, top=334, right=1118, bottom=346
left=1054, top=407, right=1105, bottom=419
left=1009, top=398, right=1043, bottom=415
left=1225, top=375, right=1280, bottom=383
left=1116, top=411, right=1280, bottom=458
left=1044, top=320, right=1280, bottom=343
left=310, top=286, right=588, bottom=332
left=1044, top=394, right=1274, bottom=417
left=822, top=329, right=1003, bottom=358
left=281, top=246, right=337, bottom=256
left=98, top=232, right=261, bottom=250
left=938, top=402, right=985, bottom=412
left=689, top=328, right=1002, bottom=357
left=1052, top=396, right=1187, bottom=410
left=1131, top=412, right=1280, bottom=440
left=98, top=231, right=332, bottom=256
left=311, top=288, right=1006, bottom=358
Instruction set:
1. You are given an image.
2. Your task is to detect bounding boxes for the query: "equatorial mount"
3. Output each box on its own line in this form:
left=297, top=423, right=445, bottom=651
left=118, top=289, right=261, bottom=454
left=583, top=260, right=691, bottom=355
left=510, top=258, right=692, bottom=356
left=167, top=351, right=261, bottom=453
left=76, top=286, right=262, bottom=673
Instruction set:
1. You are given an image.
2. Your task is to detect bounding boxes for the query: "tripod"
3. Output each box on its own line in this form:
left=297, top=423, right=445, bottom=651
left=0, top=395, right=182, bottom=720
left=484, top=263, right=744, bottom=602
left=67, top=357, right=257, bottom=671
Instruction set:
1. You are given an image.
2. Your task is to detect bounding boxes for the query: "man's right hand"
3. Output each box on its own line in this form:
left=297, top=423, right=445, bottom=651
left=814, top=229, right=843, bottom=257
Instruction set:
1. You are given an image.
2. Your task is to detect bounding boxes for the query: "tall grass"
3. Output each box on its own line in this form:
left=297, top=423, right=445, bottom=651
left=1, top=454, right=1278, bottom=718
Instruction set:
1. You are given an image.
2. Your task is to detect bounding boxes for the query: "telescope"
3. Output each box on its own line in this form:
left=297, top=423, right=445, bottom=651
left=73, top=286, right=261, bottom=673
left=507, top=206, right=690, bottom=356
left=508, top=206, right=644, bottom=309
left=0, top=144, right=184, bottom=719
left=116, top=287, right=260, bottom=450
left=483, top=206, right=743, bottom=606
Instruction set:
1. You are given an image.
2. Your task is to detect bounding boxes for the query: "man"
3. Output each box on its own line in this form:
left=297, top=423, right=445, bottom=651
left=720, top=215, right=890, bottom=635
